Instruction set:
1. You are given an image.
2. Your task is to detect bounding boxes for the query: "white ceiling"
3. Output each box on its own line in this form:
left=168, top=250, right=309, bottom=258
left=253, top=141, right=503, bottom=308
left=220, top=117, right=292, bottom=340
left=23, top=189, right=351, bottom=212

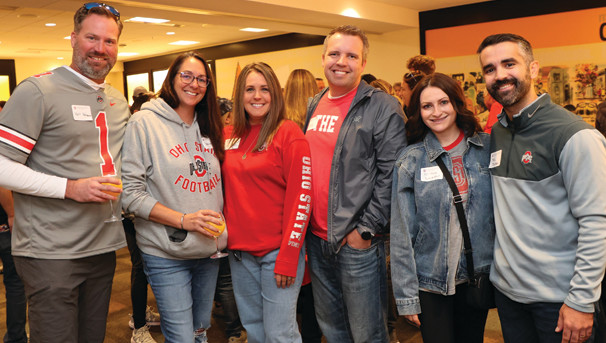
left=0, top=0, right=490, bottom=61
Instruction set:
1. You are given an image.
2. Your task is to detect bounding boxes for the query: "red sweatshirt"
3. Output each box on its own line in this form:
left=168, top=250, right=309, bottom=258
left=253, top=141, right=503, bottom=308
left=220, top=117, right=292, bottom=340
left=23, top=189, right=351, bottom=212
left=223, top=120, right=312, bottom=277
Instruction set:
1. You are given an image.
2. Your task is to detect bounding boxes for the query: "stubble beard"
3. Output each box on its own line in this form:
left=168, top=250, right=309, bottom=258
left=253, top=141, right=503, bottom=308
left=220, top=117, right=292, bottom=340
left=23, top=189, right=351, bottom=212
left=72, top=41, right=115, bottom=81
left=487, top=74, right=532, bottom=109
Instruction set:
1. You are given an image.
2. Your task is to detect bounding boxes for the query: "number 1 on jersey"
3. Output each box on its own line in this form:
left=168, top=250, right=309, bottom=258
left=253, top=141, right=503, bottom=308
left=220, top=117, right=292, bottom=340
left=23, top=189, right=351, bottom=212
left=95, top=112, right=117, bottom=176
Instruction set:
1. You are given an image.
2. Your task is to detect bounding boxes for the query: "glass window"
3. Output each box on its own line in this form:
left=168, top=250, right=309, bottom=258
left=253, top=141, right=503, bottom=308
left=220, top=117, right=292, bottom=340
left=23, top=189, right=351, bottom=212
left=152, top=69, right=168, bottom=93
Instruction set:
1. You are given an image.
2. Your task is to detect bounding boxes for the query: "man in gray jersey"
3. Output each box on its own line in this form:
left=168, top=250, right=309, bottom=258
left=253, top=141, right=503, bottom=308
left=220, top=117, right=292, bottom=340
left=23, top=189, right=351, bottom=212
left=0, top=3, right=129, bottom=342
left=478, top=33, right=606, bottom=343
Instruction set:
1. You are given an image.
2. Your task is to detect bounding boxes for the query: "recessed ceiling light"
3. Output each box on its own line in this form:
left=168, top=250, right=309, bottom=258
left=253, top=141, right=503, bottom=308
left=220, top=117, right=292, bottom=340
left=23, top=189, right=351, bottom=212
left=169, top=40, right=199, bottom=46
left=126, top=17, right=170, bottom=24
left=64, top=36, right=70, bottom=39
left=45, top=23, right=56, bottom=27
left=57, top=57, right=64, bottom=60
left=341, top=8, right=361, bottom=18
left=118, top=52, right=139, bottom=57
left=240, top=28, right=268, bottom=33
left=166, top=32, right=175, bottom=35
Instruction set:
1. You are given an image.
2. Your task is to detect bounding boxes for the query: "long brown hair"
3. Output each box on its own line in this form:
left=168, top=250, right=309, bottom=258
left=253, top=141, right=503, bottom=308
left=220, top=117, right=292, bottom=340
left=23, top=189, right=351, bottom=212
left=159, top=51, right=224, bottom=161
left=406, top=73, right=481, bottom=145
left=284, top=69, right=319, bottom=129
left=230, top=62, right=284, bottom=152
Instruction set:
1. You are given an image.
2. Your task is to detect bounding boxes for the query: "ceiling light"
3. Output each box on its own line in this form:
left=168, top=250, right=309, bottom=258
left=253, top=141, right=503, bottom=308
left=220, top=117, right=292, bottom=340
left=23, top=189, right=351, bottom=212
left=341, top=8, right=361, bottom=18
left=240, top=28, right=268, bottom=33
left=126, top=17, right=170, bottom=24
left=45, top=23, right=56, bottom=27
left=57, top=57, right=64, bottom=60
left=169, top=40, right=199, bottom=46
left=166, top=32, right=175, bottom=35
left=118, top=52, right=140, bottom=57
left=64, top=36, right=70, bottom=40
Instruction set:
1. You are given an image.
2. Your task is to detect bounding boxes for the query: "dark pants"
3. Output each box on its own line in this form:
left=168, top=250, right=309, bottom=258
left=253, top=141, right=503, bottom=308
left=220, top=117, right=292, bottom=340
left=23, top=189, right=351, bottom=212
left=495, top=288, right=598, bottom=343
left=14, top=252, right=116, bottom=343
left=123, top=217, right=149, bottom=329
left=385, top=236, right=398, bottom=337
left=215, top=256, right=244, bottom=338
left=418, top=283, right=488, bottom=343
left=0, top=230, right=27, bottom=343
left=297, top=283, right=322, bottom=343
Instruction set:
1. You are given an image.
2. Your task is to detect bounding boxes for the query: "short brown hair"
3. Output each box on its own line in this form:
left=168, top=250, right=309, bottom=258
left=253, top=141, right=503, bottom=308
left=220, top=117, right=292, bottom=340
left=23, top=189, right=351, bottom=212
left=323, top=25, right=369, bottom=62
left=477, top=33, right=534, bottom=65
left=406, top=55, right=435, bottom=75
left=73, top=4, right=123, bottom=36
left=406, top=73, right=481, bottom=144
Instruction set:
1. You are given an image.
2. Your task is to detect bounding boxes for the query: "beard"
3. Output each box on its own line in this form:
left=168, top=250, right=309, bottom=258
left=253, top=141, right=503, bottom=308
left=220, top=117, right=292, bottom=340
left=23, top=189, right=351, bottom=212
left=72, top=41, right=116, bottom=81
left=487, top=73, right=532, bottom=108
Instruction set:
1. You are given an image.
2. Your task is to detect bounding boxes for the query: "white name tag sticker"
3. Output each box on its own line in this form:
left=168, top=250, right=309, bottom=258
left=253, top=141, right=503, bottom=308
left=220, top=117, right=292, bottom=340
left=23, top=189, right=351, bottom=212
left=201, top=137, right=213, bottom=150
left=225, top=138, right=240, bottom=150
left=489, top=150, right=502, bottom=168
left=72, top=105, right=92, bottom=121
left=421, top=166, right=443, bottom=182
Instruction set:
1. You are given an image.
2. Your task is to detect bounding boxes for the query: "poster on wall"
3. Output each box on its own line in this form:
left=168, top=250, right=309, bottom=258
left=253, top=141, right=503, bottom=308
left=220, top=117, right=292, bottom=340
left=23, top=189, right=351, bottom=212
left=451, top=63, right=605, bottom=128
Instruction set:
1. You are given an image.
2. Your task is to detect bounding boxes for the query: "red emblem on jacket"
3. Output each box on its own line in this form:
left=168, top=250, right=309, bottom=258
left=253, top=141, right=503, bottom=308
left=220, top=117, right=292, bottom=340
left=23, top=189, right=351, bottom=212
left=521, top=151, right=533, bottom=164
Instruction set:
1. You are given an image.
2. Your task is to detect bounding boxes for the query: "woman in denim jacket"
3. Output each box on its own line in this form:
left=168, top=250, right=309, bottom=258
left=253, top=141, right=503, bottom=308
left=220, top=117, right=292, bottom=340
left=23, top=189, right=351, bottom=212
left=390, top=73, right=495, bottom=343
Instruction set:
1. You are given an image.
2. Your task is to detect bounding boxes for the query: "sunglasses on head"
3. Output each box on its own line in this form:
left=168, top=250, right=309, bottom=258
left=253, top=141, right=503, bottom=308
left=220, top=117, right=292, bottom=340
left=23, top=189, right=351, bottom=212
left=83, top=2, right=120, bottom=19
left=404, top=72, right=422, bottom=82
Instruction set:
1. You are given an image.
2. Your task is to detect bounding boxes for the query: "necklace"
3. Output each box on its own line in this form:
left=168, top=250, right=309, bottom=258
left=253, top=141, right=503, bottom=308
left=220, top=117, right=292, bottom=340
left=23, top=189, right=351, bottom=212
left=242, top=131, right=260, bottom=159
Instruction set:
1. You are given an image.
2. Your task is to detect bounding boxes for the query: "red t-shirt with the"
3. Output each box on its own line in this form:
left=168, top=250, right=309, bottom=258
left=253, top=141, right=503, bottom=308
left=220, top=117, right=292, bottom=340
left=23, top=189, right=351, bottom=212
left=305, top=90, right=356, bottom=240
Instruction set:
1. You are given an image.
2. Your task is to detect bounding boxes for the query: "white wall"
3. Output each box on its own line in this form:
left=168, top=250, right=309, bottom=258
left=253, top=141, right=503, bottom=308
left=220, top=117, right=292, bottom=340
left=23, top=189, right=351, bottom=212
left=11, top=28, right=423, bottom=100
left=214, top=28, right=421, bottom=98
left=12, top=57, right=124, bottom=94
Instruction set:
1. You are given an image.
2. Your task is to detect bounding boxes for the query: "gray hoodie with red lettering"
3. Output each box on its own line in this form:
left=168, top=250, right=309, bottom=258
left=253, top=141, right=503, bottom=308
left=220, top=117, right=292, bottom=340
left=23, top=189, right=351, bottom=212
left=122, top=97, right=225, bottom=260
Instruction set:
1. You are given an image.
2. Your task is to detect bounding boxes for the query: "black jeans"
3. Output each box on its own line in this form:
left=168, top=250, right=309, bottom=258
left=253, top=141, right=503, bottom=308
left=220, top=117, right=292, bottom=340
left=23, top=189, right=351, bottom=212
left=297, top=282, right=322, bottom=343
left=418, top=283, right=488, bottom=343
left=0, top=230, right=27, bottom=343
left=123, top=217, right=149, bottom=329
left=495, top=288, right=598, bottom=343
left=215, top=257, right=244, bottom=338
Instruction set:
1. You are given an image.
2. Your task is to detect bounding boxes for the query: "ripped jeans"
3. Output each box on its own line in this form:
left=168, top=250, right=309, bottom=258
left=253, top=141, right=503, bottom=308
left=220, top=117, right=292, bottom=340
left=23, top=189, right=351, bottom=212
left=142, top=252, right=219, bottom=343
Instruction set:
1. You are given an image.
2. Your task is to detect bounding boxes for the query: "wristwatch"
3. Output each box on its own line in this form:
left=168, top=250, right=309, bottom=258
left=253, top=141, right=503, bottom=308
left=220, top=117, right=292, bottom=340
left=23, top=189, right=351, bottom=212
left=360, top=231, right=374, bottom=240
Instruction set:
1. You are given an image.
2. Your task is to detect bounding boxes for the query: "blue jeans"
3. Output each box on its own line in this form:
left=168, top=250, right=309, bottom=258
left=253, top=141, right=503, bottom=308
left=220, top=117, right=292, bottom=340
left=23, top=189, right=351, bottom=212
left=0, top=230, right=27, bottom=343
left=495, top=288, right=597, bottom=343
left=307, top=233, right=388, bottom=343
left=229, top=248, right=305, bottom=343
left=142, top=252, right=219, bottom=343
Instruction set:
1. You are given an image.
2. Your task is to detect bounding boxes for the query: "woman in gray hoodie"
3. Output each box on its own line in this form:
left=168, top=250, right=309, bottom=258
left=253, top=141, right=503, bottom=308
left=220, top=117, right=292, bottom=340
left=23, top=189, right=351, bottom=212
left=122, top=51, right=225, bottom=343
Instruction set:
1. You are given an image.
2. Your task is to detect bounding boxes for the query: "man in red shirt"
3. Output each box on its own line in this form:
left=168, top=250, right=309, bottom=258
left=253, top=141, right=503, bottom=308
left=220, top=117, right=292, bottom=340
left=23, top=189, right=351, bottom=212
left=304, top=25, right=407, bottom=343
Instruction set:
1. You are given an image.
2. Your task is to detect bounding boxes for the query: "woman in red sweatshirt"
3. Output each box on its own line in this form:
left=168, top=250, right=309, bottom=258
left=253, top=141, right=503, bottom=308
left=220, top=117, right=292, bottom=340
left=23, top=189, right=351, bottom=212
left=222, top=62, right=312, bottom=343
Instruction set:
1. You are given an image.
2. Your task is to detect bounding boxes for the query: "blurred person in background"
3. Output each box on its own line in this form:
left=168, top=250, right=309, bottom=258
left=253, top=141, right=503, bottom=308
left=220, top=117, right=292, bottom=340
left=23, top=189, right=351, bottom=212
left=285, top=69, right=319, bottom=129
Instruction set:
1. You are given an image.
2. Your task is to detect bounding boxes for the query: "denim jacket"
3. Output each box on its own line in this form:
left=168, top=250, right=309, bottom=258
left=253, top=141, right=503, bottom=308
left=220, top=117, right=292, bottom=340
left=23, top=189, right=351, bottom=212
left=390, top=131, right=495, bottom=315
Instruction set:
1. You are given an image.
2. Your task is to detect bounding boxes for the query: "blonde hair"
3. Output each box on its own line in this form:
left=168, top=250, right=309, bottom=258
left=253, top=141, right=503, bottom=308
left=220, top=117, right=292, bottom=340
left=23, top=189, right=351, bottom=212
left=370, top=79, right=402, bottom=106
left=284, top=69, right=319, bottom=129
left=231, top=62, right=284, bottom=151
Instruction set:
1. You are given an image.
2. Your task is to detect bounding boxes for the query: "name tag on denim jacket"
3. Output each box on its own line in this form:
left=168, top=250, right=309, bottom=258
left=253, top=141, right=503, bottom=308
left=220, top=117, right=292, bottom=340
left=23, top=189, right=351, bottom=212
left=489, top=150, right=502, bottom=168
left=421, top=166, right=443, bottom=182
